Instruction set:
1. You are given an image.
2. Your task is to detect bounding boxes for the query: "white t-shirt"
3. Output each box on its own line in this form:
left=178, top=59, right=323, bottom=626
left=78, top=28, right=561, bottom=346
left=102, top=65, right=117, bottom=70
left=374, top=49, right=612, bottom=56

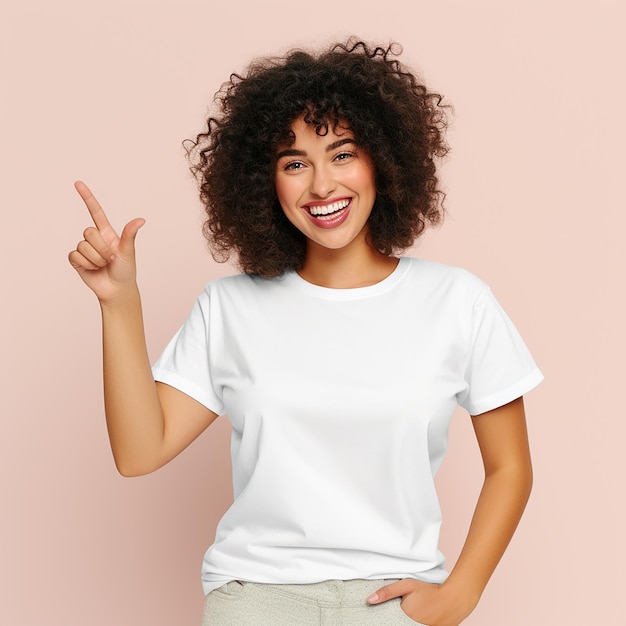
left=152, top=256, right=543, bottom=595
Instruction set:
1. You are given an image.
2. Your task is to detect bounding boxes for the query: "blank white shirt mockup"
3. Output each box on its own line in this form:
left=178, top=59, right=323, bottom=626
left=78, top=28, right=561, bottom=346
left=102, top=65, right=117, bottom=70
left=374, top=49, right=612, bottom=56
left=152, top=256, right=543, bottom=594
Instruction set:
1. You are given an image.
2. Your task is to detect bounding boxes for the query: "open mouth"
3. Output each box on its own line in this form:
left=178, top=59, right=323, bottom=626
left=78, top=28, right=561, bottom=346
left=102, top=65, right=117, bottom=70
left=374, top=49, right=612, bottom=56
left=306, top=198, right=351, bottom=220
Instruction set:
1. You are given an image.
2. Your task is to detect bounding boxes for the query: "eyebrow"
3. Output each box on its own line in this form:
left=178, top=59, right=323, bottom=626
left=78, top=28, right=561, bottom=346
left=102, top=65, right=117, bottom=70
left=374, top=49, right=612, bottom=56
left=276, top=138, right=355, bottom=160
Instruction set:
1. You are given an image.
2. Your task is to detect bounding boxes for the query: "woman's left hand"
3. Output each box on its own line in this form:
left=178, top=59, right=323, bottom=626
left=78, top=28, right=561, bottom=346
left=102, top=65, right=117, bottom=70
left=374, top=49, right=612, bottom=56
left=367, top=578, right=476, bottom=626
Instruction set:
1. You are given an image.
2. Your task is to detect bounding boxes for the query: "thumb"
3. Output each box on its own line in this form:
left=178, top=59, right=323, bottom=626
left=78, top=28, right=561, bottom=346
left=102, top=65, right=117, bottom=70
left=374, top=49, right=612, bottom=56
left=367, top=579, right=417, bottom=604
left=117, top=218, right=145, bottom=257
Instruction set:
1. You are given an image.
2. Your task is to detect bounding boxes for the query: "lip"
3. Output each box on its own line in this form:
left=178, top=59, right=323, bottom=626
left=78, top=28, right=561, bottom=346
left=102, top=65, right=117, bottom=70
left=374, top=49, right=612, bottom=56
left=302, top=198, right=352, bottom=229
left=302, top=196, right=351, bottom=209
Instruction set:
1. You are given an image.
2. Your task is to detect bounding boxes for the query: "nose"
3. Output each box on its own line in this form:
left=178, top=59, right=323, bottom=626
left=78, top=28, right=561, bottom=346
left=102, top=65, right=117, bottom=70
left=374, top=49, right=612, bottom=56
left=309, top=165, right=335, bottom=198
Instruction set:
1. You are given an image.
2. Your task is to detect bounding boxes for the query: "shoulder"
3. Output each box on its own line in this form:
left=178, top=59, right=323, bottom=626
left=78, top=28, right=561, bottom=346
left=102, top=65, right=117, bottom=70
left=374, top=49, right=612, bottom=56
left=203, top=272, right=258, bottom=292
left=400, top=256, right=489, bottom=301
left=198, top=271, right=288, bottom=306
left=206, top=271, right=287, bottom=291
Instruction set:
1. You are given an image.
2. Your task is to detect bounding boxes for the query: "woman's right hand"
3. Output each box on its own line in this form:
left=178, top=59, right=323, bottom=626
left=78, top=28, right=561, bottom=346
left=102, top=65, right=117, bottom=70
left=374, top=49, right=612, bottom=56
left=68, top=181, right=145, bottom=303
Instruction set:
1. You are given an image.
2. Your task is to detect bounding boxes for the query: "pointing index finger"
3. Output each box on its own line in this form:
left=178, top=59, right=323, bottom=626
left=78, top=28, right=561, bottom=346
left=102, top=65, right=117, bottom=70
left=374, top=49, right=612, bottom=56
left=74, top=180, right=112, bottom=231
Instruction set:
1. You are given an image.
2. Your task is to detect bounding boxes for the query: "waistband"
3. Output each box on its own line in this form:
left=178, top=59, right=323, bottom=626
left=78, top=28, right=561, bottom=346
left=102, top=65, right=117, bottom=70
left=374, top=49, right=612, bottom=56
left=233, top=578, right=401, bottom=607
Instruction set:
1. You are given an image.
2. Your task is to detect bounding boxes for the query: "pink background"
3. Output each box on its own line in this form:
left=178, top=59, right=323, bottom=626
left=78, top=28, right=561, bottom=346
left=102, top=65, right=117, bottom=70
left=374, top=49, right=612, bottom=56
left=1, top=0, right=624, bottom=624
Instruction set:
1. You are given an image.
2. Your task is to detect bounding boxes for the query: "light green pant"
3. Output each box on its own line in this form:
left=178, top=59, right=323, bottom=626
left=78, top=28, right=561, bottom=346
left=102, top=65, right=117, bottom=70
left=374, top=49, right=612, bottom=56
left=202, top=578, right=427, bottom=625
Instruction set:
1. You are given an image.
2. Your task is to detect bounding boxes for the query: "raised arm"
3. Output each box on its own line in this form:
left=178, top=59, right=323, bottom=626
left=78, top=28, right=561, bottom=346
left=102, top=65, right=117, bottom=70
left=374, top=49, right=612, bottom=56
left=68, top=182, right=218, bottom=476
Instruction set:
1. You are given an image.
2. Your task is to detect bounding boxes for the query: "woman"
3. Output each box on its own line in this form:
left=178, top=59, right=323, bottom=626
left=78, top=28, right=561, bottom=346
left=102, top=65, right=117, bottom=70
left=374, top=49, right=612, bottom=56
left=69, top=40, right=542, bottom=626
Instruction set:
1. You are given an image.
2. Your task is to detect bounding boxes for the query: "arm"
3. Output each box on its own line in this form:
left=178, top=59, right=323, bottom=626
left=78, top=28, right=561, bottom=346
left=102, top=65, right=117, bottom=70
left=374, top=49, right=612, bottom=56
left=69, top=181, right=218, bottom=477
left=367, top=397, right=533, bottom=626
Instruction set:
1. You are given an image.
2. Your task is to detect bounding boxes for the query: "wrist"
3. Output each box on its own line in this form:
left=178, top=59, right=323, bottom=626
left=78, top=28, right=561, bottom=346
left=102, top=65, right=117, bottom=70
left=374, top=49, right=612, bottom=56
left=440, top=576, right=482, bottom=616
left=98, top=284, right=142, bottom=312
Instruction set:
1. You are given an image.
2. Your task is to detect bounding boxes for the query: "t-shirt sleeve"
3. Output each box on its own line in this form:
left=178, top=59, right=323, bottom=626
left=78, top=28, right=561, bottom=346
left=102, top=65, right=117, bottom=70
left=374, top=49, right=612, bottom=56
left=456, top=286, right=543, bottom=416
left=152, top=289, right=225, bottom=416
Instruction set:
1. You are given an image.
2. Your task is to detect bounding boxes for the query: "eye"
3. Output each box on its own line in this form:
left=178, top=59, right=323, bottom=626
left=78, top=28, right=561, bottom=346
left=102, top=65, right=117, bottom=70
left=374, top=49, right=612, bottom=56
left=333, top=151, right=355, bottom=163
left=283, top=161, right=306, bottom=172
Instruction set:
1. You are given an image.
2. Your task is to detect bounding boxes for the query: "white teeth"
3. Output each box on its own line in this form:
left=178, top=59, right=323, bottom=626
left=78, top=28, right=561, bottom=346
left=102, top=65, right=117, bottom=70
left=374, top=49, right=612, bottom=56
left=308, top=199, right=350, bottom=216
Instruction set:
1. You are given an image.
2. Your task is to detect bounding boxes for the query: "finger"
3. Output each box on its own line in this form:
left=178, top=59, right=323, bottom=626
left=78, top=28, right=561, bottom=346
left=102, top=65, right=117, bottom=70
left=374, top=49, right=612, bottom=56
left=68, top=248, right=102, bottom=272
left=74, top=180, right=113, bottom=231
left=117, top=217, right=145, bottom=257
left=83, top=226, right=115, bottom=261
left=76, top=239, right=111, bottom=268
left=367, top=579, right=418, bottom=604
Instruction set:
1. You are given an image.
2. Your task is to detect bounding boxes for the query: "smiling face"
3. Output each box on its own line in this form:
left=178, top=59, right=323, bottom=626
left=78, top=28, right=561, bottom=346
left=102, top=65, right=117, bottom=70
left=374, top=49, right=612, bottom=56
left=274, top=116, right=377, bottom=256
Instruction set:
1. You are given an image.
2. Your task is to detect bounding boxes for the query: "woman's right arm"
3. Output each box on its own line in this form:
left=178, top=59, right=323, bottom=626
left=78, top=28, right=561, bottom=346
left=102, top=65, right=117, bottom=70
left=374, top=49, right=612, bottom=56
left=68, top=181, right=218, bottom=477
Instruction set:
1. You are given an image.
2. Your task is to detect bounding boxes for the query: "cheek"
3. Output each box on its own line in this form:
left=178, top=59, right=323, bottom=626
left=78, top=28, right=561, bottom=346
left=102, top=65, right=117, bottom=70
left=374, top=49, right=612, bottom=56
left=349, top=161, right=376, bottom=193
left=274, top=176, right=302, bottom=212
left=351, top=171, right=377, bottom=203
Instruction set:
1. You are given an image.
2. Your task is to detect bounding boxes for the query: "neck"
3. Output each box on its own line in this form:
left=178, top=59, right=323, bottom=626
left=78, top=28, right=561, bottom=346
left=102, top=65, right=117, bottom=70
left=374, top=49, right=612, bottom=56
left=298, top=240, right=399, bottom=289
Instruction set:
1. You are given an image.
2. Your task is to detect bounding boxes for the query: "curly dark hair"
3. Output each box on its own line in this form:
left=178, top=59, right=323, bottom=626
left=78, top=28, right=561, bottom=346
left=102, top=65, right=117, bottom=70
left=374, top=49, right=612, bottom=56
left=187, top=38, right=450, bottom=277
